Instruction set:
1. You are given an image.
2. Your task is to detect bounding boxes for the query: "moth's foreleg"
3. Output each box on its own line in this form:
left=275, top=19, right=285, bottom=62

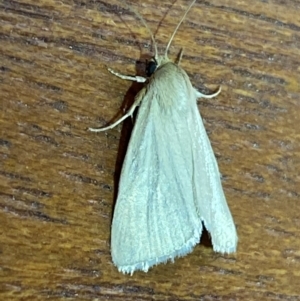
left=108, top=68, right=147, bottom=83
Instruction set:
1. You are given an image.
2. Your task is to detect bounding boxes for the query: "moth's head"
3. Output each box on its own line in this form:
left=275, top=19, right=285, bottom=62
left=146, top=58, right=158, bottom=77
left=146, top=56, right=170, bottom=77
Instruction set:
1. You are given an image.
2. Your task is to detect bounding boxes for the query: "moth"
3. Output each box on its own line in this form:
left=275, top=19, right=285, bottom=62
left=89, top=0, right=238, bottom=274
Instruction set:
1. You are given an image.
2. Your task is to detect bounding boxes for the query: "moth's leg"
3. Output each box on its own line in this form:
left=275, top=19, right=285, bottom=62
left=88, top=87, right=146, bottom=132
left=196, top=86, right=221, bottom=99
left=108, top=68, right=147, bottom=83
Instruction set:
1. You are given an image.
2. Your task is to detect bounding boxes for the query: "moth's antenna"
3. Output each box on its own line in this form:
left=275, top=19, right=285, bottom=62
left=164, top=0, right=197, bottom=58
left=121, top=1, right=158, bottom=60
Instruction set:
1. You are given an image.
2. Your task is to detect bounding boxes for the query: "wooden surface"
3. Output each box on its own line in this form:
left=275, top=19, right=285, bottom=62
left=1, top=0, right=300, bottom=300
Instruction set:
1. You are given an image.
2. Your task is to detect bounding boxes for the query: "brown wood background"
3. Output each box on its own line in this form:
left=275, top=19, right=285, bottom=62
left=1, top=0, right=300, bottom=300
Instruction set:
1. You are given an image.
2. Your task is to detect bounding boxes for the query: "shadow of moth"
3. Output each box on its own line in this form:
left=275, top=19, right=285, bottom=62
left=89, top=0, right=238, bottom=275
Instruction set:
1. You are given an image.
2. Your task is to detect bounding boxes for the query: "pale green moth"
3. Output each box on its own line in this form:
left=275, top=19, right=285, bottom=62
left=89, top=0, right=238, bottom=274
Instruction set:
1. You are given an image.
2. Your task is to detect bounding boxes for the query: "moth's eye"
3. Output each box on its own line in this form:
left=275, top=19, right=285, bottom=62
left=146, top=60, right=158, bottom=77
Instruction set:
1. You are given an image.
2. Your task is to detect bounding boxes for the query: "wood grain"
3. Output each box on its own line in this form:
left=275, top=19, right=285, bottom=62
left=1, top=0, right=300, bottom=300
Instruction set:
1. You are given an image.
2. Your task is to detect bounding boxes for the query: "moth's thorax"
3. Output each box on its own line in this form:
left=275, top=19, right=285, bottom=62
left=146, top=61, right=196, bottom=111
left=153, top=61, right=191, bottom=85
